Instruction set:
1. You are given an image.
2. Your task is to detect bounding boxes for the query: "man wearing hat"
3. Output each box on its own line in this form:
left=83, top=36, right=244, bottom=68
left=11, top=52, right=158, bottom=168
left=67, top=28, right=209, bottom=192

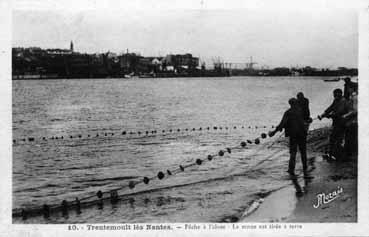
left=296, top=92, right=313, bottom=133
left=343, top=77, right=358, bottom=100
left=319, top=88, right=350, bottom=160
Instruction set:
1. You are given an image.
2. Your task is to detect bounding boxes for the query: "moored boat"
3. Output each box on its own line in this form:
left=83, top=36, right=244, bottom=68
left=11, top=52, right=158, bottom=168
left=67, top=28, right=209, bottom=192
left=323, top=78, right=341, bottom=82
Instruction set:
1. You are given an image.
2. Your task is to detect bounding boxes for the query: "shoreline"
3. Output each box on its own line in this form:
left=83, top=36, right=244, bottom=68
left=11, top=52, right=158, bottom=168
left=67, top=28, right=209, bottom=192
left=11, top=75, right=352, bottom=81
left=241, top=127, right=357, bottom=222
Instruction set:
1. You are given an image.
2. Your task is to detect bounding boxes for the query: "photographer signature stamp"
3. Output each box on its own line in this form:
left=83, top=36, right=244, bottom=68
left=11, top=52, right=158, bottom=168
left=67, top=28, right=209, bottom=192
left=313, top=186, right=343, bottom=208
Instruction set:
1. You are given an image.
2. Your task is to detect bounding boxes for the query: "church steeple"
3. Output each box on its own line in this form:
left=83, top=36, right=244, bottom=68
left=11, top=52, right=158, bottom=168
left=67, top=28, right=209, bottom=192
left=70, top=41, right=74, bottom=52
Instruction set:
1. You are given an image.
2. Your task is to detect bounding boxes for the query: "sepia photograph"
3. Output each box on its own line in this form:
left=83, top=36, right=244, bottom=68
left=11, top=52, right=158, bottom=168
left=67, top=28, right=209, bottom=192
left=6, top=0, right=365, bottom=230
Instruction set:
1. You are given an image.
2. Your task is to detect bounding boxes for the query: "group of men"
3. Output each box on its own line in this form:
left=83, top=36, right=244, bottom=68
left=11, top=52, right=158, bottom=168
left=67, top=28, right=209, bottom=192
left=269, top=77, right=358, bottom=177
left=319, top=77, right=358, bottom=159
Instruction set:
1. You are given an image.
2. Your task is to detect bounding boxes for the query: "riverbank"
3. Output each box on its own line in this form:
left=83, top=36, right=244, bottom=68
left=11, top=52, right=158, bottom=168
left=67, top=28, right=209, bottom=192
left=12, top=75, right=355, bottom=80
left=241, top=127, right=357, bottom=222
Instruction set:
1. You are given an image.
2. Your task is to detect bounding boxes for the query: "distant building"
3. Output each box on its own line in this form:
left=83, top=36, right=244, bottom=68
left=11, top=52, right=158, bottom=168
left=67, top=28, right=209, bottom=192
left=162, top=54, right=199, bottom=71
left=46, top=48, right=72, bottom=55
left=151, top=58, right=162, bottom=66
left=119, top=53, right=142, bottom=73
left=12, top=45, right=243, bottom=78
left=138, top=57, right=152, bottom=72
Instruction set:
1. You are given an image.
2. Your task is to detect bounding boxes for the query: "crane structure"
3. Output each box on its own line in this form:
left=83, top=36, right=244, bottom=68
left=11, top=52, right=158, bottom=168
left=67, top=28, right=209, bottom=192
left=245, top=56, right=257, bottom=70
left=212, top=56, right=258, bottom=70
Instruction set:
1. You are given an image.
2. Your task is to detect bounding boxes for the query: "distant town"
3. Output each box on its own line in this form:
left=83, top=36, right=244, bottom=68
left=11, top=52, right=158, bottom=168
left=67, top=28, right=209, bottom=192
left=12, top=41, right=358, bottom=79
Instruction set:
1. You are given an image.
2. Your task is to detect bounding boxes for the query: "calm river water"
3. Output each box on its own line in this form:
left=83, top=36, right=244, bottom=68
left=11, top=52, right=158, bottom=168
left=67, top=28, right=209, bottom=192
left=12, top=76, right=342, bottom=223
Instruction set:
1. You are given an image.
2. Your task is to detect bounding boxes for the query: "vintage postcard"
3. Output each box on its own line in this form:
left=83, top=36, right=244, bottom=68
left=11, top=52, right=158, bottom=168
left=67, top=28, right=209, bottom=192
left=1, top=0, right=369, bottom=236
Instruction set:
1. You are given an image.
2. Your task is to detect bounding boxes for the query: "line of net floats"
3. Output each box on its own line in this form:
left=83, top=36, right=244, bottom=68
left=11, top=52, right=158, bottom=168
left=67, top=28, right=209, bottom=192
left=12, top=124, right=275, bottom=144
left=13, top=130, right=277, bottom=220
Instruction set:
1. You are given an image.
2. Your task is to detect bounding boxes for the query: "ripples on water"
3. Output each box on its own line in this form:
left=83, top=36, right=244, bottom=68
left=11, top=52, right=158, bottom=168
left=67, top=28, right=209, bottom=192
left=12, top=76, right=342, bottom=223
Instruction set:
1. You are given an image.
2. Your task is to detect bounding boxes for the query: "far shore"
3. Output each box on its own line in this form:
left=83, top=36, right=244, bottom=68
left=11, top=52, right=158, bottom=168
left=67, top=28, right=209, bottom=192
left=11, top=75, right=353, bottom=81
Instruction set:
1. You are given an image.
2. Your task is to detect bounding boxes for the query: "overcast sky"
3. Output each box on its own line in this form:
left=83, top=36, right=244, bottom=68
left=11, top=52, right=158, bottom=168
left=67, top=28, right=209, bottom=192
left=12, top=9, right=358, bottom=68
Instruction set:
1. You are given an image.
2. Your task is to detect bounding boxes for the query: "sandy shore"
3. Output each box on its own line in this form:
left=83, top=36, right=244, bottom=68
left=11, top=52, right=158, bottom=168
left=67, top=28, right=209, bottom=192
left=241, top=127, right=357, bottom=222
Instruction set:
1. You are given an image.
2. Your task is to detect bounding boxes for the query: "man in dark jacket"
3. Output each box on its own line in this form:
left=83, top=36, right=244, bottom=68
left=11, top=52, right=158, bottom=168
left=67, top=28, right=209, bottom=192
left=343, top=77, right=358, bottom=100
left=343, top=91, right=358, bottom=156
left=270, top=98, right=308, bottom=176
left=296, top=92, right=310, bottom=121
left=319, top=88, right=350, bottom=160
left=297, top=92, right=312, bottom=132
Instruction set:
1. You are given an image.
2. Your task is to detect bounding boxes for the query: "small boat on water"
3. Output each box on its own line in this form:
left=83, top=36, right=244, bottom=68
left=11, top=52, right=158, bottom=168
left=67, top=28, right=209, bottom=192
left=139, top=72, right=156, bottom=78
left=123, top=73, right=139, bottom=79
left=324, top=78, right=341, bottom=82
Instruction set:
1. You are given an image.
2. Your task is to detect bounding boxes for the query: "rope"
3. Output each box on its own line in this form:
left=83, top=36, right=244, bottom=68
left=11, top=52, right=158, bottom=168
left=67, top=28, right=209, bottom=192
left=12, top=123, right=276, bottom=145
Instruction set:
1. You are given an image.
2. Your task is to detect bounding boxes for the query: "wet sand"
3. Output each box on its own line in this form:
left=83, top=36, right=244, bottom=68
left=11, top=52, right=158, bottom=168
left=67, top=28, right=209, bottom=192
left=241, top=127, right=357, bottom=222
